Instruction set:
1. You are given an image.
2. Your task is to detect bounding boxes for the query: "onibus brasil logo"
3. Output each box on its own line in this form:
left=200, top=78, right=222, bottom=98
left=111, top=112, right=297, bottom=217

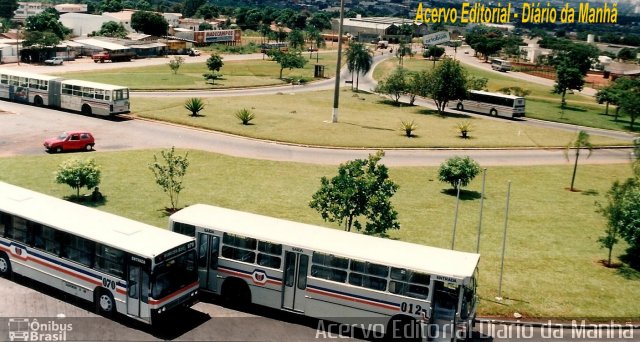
left=8, top=318, right=72, bottom=341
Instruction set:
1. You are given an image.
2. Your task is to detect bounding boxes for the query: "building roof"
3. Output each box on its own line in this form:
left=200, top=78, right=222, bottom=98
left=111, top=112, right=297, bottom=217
left=102, top=10, right=135, bottom=21
left=73, top=38, right=130, bottom=51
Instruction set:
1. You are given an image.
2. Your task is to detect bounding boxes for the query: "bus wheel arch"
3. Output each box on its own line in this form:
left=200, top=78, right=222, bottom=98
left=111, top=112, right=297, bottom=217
left=81, top=104, right=92, bottom=116
left=386, top=314, right=420, bottom=341
left=0, top=252, right=12, bottom=278
left=456, top=103, right=464, bottom=111
left=33, top=95, right=44, bottom=106
left=221, top=277, right=251, bottom=307
left=94, top=288, right=115, bottom=316
left=490, top=108, right=498, bottom=116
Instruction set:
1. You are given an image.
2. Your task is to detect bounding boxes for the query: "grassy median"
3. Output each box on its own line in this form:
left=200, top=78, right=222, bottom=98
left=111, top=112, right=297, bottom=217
left=0, top=150, right=638, bottom=318
left=131, top=89, right=628, bottom=148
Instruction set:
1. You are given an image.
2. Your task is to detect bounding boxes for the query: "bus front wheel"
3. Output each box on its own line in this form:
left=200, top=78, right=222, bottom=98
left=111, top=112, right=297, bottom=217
left=490, top=109, right=498, bottom=116
left=34, top=96, right=44, bottom=106
left=81, top=104, right=92, bottom=116
left=95, top=289, right=115, bottom=316
left=0, top=253, right=12, bottom=278
left=456, top=103, right=464, bottom=111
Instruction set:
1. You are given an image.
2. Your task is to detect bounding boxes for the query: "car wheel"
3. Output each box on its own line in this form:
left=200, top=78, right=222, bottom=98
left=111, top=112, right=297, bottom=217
left=55, top=146, right=62, bottom=153
left=85, top=144, right=93, bottom=151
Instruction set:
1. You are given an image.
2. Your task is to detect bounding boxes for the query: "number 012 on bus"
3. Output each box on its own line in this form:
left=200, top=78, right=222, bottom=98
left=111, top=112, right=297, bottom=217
left=170, top=204, right=480, bottom=339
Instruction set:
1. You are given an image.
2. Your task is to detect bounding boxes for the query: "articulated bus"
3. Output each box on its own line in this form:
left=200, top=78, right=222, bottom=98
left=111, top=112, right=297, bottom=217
left=0, top=68, right=130, bottom=116
left=451, top=90, right=525, bottom=118
left=0, top=182, right=199, bottom=324
left=170, top=204, right=480, bottom=340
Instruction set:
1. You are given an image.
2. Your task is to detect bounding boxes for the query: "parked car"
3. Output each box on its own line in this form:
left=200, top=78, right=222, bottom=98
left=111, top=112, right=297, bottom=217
left=189, top=49, right=201, bottom=56
left=44, top=131, right=95, bottom=153
left=44, top=57, right=64, bottom=65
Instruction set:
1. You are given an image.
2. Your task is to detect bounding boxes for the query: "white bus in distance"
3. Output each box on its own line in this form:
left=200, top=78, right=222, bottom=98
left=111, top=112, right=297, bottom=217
left=490, top=58, right=511, bottom=72
left=0, top=182, right=199, bottom=324
left=451, top=90, right=526, bottom=118
left=0, top=68, right=130, bottom=116
left=170, top=204, right=479, bottom=340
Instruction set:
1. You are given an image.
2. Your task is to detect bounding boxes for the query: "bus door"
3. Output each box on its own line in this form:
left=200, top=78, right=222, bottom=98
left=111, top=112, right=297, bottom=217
left=197, top=232, right=219, bottom=292
left=127, top=262, right=151, bottom=322
left=430, top=281, right=459, bottom=339
left=281, top=249, right=309, bottom=313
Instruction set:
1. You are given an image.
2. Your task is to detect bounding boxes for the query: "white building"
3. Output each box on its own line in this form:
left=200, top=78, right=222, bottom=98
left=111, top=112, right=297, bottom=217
left=13, top=2, right=52, bottom=22
left=54, top=3, right=88, bottom=14
left=519, top=41, right=552, bottom=63
left=60, top=13, right=111, bottom=37
left=102, top=11, right=135, bottom=32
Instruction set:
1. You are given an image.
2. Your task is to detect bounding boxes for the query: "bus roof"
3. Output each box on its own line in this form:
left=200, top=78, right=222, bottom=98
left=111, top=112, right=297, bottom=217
left=469, top=90, right=523, bottom=100
left=170, top=204, right=480, bottom=282
left=0, top=182, right=193, bottom=259
left=61, top=79, right=128, bottom=90
left=0, top=68, right=63, bottom=82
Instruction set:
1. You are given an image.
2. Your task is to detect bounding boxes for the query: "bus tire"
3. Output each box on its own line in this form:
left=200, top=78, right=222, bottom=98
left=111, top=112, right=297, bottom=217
left=456, top=103, right=464, bottom=111
left=81, top=104, right=92, bottom=116
left=95, top=288, right=115, bottom=317
left=0, top=253, right=12, bottom=279
left=386, top=315, right=420, bottom=341
left=34, top=96, right=44, bottom=106
left=490, top=109, right=498, bottom=116
left=221, top=277, right=251, bottom=308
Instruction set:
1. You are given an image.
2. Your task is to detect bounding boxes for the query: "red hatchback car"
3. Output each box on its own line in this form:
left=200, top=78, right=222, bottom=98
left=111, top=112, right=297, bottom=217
left=44, top=131, right=95, bottom=153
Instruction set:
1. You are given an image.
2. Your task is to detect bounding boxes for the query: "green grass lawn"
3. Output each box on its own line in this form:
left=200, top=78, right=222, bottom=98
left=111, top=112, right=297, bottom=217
left=132, top=89, right=628, bottom=148
left=0, top=150, right=638, bottom=318
left=57, top=53, right=339, bottom=90
left=374, top=58, right=639, bottom=133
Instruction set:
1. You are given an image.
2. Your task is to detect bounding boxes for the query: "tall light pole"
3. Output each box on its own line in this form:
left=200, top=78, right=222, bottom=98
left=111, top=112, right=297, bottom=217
left=16, top=24, right=21, bottom=66
left=331, top=0, right=346, bottom=123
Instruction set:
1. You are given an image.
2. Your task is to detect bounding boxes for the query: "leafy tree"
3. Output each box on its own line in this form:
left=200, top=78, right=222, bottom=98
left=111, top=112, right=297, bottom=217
left=308, top=12, right=331, bottom=30
left=23, top=30, right=61, bottom=50
left=438, top=156, right=481, bottom=190
left=618, top=84, right=640, bottom=130
left=595, top=86, right=616, bottom=117
left=131, top=11, right=168, bottom=36
left=195, top=4, right=219, bottom=20
left=465, top=25, right=505, bottom=61
left=498, top=86, right=531, bottom=97
left=553, top=62, right=584, bottom=108
left=168, top=56, right=184, bottom=74
left=206, top=53, right=224, bottom=72
left=564, top=130, right=593, bottom=192
left=267, top=50, right=307, bottom=79
left=149, top=147, right=189, bottom=212
left=617, top=47, right=636, bottom=61
left=288, top=29, right=305, bottom=50
left=395, top=41, right=412, bottom=66
left=95, top=21, right=128, bottom=38
left=184, top=97, right=205, bottom=116
left=467, top=76, right=488, bottom=91
left=198, top=22, right=213, bottom=30
left=24, top=8, right=70, bottom=42
left=182, top=0, right=205, bottom=18
left=549, top=41, right=598, bottom=75
left=425, top=58, right=468, bottom=115
left=376, top=67, right=409, bottom=105
left=55, top=158, right=101, bottom=199
left=101, top=0, right=123, bottom=12
left=0, top=0, right=18, bottom=20
left=309, top=151, right=400, bottom=235
left=345, top=42, right=373, bottom=91
left=599, top=178, right=640, bottom=267
left=423, top=45, right=445, bottom=64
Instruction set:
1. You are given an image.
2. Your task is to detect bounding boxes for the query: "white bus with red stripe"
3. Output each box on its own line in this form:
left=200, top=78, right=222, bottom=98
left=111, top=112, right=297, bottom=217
left=170, top=204, right=480, bottom=340
left=0, top=182, right=199, bottom=324
left=0, top=69, right=130, bottom=116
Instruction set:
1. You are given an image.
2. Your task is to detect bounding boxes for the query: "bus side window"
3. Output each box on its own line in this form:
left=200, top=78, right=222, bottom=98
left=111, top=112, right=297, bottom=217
left=27, top=221, right=44, bottom=249
left=0, top=211, right=10, bottom=237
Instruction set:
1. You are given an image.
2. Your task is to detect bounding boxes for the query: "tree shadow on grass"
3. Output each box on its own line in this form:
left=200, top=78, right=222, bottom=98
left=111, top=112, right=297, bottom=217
left=618, top=248, right=640, bottom=273
left=63, top=195, right=107, bottom=208
left=581, top=189, right=599, bottom=196
left=342, top=121, right=394, bottom=131
left=616, top=264, right=640, bottom=280
left=376, top=99, right=415, bottom=107
left=440, top=188, right=482, bottom=201
left=416, top=108, right=473, bottom=119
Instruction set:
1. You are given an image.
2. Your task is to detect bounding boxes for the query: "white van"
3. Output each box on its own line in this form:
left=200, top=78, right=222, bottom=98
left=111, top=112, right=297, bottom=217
left=491, top=58, right=511, bottom=72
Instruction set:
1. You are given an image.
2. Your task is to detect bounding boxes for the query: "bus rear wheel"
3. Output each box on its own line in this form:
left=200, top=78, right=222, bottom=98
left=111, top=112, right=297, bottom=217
left=490, top=109, right=498, bottom=116
left=0, top=253, right=12, bottom=278
left=81, top=104, right=92, bottom=116
left=34, top=96, right=44, bottom=106
left=456, top=103, right=464, bottom=111
left=95, top=289, right=115, bottom=316
left=221, top=278, right=251, bottom=308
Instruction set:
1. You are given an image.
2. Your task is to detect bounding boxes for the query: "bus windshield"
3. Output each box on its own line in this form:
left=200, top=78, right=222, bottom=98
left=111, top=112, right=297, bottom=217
left=113, top=89, right=129, bottom=100
left=152, top=250, right=197, bottom=299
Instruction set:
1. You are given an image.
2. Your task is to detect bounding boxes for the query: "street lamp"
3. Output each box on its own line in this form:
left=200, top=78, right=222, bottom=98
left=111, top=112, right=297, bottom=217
left=16, top=24, right=21, bottom=66
left=330, top=0, right=345, bottom=123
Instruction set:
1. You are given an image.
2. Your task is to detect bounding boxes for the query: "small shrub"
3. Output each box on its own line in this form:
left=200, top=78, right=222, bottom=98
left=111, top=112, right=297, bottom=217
left=235, top=108, right=255, bottom=125
left=457, top=121, right=473, bottom=138
left=400, top=120, right=418, bottom=137
left=184, top=98, right=205, bottom=117
left=438, top=156, right=481, bottom=190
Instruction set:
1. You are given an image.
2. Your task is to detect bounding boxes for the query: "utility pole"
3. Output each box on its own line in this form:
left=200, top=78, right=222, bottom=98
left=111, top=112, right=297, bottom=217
left=331, top=0, right=345, bottom=123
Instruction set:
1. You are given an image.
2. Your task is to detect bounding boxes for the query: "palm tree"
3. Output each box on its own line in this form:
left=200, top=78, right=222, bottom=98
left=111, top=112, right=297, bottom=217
left=565, top=130, right=593, bottom=191
left=345, top=43, right=373, bottom=92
